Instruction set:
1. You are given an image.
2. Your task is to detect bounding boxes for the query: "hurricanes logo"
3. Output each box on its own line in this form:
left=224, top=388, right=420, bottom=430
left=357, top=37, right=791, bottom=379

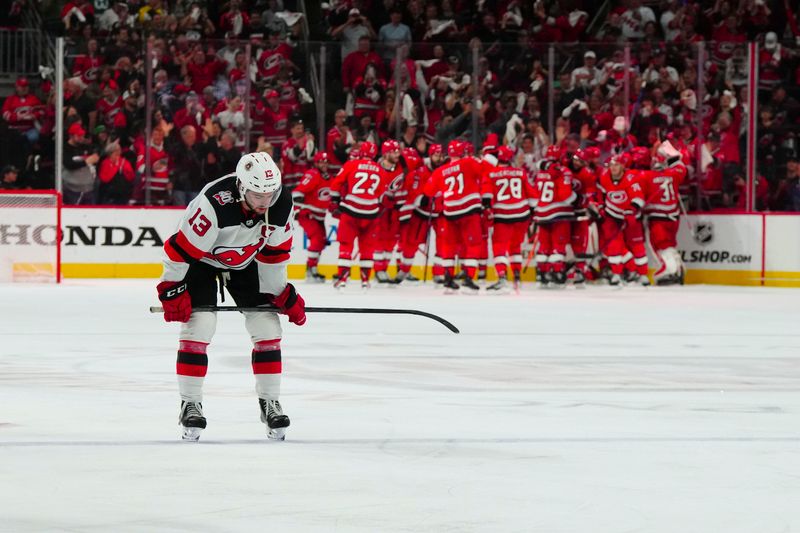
left=212, top=238, right=264, bottom=266
left=608, top=190, right=628, bottom=203
left=317, top=187, right=331, bottom=201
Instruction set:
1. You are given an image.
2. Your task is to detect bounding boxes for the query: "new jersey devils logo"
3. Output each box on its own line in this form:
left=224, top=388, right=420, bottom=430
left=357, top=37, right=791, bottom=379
left=212, top=238, right=264, bottom=266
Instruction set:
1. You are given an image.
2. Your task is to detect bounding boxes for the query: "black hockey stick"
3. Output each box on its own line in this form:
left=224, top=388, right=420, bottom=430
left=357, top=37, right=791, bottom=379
left=150, top=305, right=460, bottom=334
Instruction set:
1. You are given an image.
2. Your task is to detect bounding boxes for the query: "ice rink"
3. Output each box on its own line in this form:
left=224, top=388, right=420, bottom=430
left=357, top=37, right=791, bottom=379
left=1, top=280, right=799, bottom=532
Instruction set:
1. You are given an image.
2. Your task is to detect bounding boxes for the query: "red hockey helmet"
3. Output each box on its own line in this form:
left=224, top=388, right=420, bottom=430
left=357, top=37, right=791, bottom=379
left=573, top=149, right=588, bottom=163
left=585, top=146, right=601, bottom=161
left=447, top=139, right=465, bottom=158
left=382, top=139, right=401, bottom=155
left=463, top=141, right=475, bottom=156
left=360, top=141, right=378, bottom=159
left=545, top=144, right=561, bottom=161
left=609, top=152, right=630, bottom=169
left=496, top=145, right=515, bottom=163
left=482, top=133, right=499, bottom=154
left=403, top=148, right=421, bottom=169
left=631, top=146, right=651, bottom=169
left=348, top=146, right=361, bottom=160
left=429, top=143, right=443, bottom=157
left=313, top=151, right=329, bottom=164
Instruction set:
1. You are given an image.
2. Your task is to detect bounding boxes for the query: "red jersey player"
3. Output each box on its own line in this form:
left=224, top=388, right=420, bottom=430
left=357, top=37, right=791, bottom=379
left=642, top=148, right=687, bottom=285
left=592, top=154, right=648, bottom=286
left=397, top=148, right=431, bottom=283
left=422, top=139, right=484, bottom=291
left=292, top=152, right=332, bottom=282
left=568, top=149, right=598, bottom=285
left=329, top=141, right=387, bottom=288
left=282, top=119, right=315, bottom=189
left=531, top=145, right=576, bottom=286
left=482, top=146, right=535, bottom=292
left=373, top=140, right=404, bottom=283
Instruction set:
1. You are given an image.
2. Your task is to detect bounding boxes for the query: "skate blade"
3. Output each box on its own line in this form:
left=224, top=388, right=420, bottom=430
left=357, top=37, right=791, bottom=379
left=268, top=427, right=286, bottom=441
left=181, top=427, right=203, bottom=442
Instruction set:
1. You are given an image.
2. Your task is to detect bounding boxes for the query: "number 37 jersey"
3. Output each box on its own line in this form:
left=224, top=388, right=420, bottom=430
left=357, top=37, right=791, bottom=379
left=161, top=175, right=294, bottom=283
left=330, top=158, right=389, bottom=219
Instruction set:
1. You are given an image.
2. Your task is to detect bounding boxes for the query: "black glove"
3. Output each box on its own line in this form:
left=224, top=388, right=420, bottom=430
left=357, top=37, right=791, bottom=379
left=419, top=195, right=430, bottom=208
left=482, top=197, right=492, bottom=209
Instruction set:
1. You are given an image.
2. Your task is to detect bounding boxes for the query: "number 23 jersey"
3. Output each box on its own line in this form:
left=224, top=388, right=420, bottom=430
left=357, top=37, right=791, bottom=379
left=329, top=158, right=389, bottom=219
left=161, top=175, right=294, bottom=283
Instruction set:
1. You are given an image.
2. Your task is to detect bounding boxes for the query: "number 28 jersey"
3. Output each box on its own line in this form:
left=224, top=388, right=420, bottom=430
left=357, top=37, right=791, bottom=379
left=482, top=164, right=535, bottom=222
left=330, top=158, right=389, bottom=219
left=423, top=157, right=483, bottom=219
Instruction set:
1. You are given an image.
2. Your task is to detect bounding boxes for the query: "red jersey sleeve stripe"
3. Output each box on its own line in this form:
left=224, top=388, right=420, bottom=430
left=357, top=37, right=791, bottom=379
left=174, top=231, right=207, bottom=260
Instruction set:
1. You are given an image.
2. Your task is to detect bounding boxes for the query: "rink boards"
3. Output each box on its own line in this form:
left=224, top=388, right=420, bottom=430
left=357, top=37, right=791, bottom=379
left=2, top=206, right=798, bottom=286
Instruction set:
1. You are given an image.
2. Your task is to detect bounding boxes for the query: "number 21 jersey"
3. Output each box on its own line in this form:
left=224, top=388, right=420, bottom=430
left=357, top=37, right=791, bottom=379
left=423, top=157, right=483, bottom=219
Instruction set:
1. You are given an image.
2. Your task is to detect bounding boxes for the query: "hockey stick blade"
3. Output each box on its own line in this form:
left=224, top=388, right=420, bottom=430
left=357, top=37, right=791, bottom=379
left=150, top=305, right=460, bottom=334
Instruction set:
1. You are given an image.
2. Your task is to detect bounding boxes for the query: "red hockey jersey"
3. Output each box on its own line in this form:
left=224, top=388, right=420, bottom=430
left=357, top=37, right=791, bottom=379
left=530, top=163, right=576, bottom=223
left=597, top=169, right=645, bottom=220
left=401, top=166, right=431, bottom=222
left=1, top=94, right=44, bottom=131
left=639, top=165, right=686, bottom=220
left=423, top=157, right=483, bottom=219
left=571, top=166, right=598, bottom=218
left=292, top=168, right=331, bottom=221
left=330, top=158, right=388, bottom=218
left=282, top=135, right=313, bottom=188
left=482, top=164, right=535, bottom=222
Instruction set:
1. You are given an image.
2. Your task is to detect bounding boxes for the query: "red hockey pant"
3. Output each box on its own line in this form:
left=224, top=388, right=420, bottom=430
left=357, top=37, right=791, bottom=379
left=535, top=220, right=570, bottom=274
left=648, top=217, right=678, bottom=251
left=439, top=213, right=482, bottom=278
left=399, top=213, right=430, bottom=273
left=601, top=217, right=648, bottom=275
left=374, top=209, right=401, bottom=272
left=492, top=220, right=528, bottom=279
left=571, top=218, right=591, bottom=272
left=297, top=211, right=327, bottom=268
left=337, top=212, right=379, bottom=280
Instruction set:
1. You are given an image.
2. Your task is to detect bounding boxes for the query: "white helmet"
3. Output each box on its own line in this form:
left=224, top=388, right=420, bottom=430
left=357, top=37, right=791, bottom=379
left=235, top=152, right=282, bottom=199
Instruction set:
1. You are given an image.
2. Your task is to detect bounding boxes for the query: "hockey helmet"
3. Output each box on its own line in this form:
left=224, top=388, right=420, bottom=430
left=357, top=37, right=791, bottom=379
left=545, top=144, right=561, bottom=161
left=235, top=152, right=282, bottom=198
left=462, top=141, right=475, bottom=156
left=381, top=139, right=401, bottom=155
left=573, top=149, right=588, bottom=164
left=313, top=151, right=329, bottom=164
left=403, top=147, right=421, bottom=169
left=447, top=139, right=465, bottom=158
left=429, top=143, right=443, bottom=157
left=631, top=146, right=651, bottom=169
left=348, top=145, right=361, bottom=160
left=496, top=145, right=515, bottom=163
left=585, top=146, right=601, bottom=161
left=360, top=141, right=378, bottom=159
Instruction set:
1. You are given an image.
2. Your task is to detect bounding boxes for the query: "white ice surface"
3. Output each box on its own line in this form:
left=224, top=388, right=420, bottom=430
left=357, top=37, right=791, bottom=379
left=0, top=280, right=799, bottom=532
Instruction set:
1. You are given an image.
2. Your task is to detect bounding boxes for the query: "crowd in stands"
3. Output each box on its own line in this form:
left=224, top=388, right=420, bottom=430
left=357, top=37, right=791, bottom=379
left=0, top=0, right=800, bottom=211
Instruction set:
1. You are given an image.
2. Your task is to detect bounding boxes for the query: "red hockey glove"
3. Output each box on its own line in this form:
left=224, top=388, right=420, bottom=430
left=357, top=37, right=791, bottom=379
left=328, top=200, right=341, bottom=218
left=274, top=283, right=306, bottom=326
left=157, top=280, right=192, bottom=323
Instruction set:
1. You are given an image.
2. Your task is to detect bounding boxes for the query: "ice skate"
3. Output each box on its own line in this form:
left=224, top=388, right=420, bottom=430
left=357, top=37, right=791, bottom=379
left=486, top=277, right=509, bottom=293
left=512, top=271, right=521, bottom=293
left=179, top=401, right=206, bottom=441
left=404, top=272, right=420, bottom=282
left=461, top=276, right=480, bottom=293
left=572, top=269, right=586, bottom=288
left=259, top=399, right=290, bottom=440
left=640, top=275, right=651, bottom=287
left=609, top=273, right=622, bottom=287
left=538, top=271, right=551, bottom=289
left=442, top=273, right=460, bottom=293
left=551, top=270, right=567, bottom=288
left=375, top=271, right=391, bottom=284
left=332, top=274, right=348, bottom=290
left=306, top=267, right=326, bottom=283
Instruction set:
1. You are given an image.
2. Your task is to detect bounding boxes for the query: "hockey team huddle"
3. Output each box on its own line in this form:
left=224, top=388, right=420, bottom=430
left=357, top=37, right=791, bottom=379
left=292, top=137, right=687, bottom=292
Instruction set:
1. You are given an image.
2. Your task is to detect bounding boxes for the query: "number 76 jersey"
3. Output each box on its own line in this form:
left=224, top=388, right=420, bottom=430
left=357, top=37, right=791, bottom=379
left=329, top=158, right=389, bottom=219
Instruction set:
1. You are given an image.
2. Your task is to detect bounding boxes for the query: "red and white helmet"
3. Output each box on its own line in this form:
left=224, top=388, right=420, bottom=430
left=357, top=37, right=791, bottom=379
left=349, top=145, right=361, bottom=160
left=360, top=141, right=378, bottom=159
left=429, top=143, right=443, bottom=157
left=462, top=141, right=475, bottom=156
left=496, top=145, right=515, bottom=163
left=545, top=144, right=561, bottom=161
left=447, top=139, right=465, bottom=158
left=609, top=152, right=630, bottom=169
left=403, top=147, right=421, bottom=169
left=236, top=152, right=281, bottom=198
left=313, top=151, right=329, bottom=164
left=382, top=139, right=401, bottom=155
left=585, top=146, right=601, bottom=161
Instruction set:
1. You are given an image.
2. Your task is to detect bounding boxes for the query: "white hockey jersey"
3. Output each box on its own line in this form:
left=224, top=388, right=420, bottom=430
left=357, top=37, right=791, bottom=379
left=160, top=175, right=294, bottom=294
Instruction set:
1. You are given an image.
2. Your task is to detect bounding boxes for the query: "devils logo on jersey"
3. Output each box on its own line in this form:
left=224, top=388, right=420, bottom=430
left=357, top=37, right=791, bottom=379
left=213, top=191, right=236, bottom=205
left=212, top=238, right=264, bottom=266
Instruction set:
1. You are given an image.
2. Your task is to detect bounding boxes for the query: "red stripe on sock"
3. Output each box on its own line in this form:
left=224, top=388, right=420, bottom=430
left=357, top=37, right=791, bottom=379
left=177, top=362, right=208, bottom=377
left=179, top=340, right=208, bottom=353
left=254, top=339, right=281, bottom=351
left=252, top=361, right=282, bottom=374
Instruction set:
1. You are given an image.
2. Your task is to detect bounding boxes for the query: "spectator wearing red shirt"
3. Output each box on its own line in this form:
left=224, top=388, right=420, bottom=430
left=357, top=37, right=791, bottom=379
left=218, top=0, right=250, bottom=37
left=327, top=109, right=355, bottom=173
left=183, top=48, right=227, bottom=95
left=72, top=38, right=104, bottom=86
left=257, top=90, right=291, bottom=154
left=256, top=31, right=295, bottom=85
left=342, top=36, right=385, bottom=93
left=99, top=142, right=135, bottom=205
left=173, top=92, right=210, bottom=141
left=711, top=15, right=746, bottom=65
left=1, top=77, right=44, bottom=144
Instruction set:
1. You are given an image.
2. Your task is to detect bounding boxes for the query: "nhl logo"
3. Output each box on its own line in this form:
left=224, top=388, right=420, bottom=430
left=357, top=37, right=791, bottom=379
left=693, top=221, right=713, bottom=246
left=245, top=219, right=255, bottom=227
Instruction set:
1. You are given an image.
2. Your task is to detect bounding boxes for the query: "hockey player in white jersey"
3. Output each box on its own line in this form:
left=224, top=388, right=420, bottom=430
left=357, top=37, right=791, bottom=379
left=157, top=152, right=306, bottom=441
